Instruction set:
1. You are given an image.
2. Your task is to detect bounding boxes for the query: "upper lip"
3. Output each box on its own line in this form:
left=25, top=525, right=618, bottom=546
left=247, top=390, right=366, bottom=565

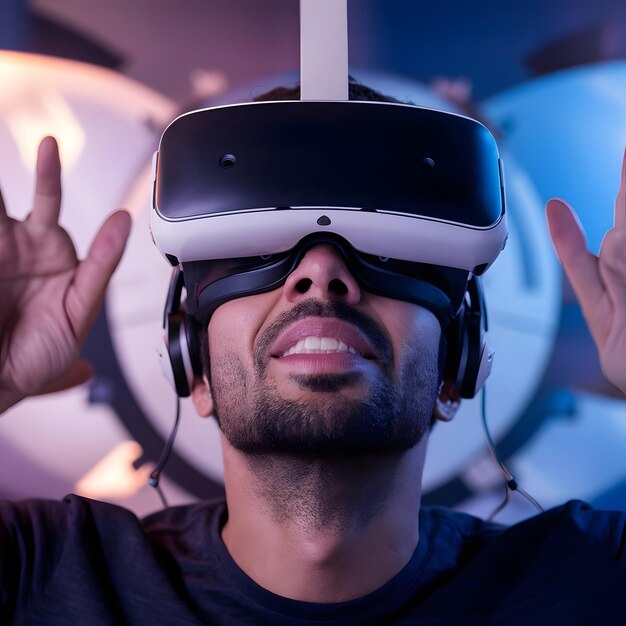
left=269, top=318, right=379, bottom=359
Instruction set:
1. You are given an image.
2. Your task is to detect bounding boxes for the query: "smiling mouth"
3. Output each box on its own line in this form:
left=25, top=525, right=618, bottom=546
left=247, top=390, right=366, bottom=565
left=263, top=309, right=387, bottom=368
left=279, top=335, right=364, bottom=358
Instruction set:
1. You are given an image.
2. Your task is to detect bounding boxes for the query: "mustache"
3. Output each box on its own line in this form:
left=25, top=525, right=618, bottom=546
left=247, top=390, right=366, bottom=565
left=254, top=298, right=394, bottom=373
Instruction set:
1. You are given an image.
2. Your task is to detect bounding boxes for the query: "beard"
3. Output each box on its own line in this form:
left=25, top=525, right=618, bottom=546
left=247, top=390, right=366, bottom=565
left=209, top=299, right=440, bottom=457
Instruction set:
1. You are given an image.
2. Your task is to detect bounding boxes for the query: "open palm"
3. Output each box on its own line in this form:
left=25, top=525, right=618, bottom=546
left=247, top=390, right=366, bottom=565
left=547, top=150, right=626, bottom=396
left=0, top=137, right=131, bottom=408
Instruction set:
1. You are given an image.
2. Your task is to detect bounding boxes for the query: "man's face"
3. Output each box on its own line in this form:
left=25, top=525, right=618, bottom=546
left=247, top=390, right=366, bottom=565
left=204, top=244, right=442, bottom=457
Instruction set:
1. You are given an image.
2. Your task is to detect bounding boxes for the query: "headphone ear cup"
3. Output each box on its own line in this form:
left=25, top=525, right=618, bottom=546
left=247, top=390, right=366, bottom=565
left=163, top=311, right=203, bottom=398
left=444, top=276, right=491, bottom=399
left=473, top=342, right=494, bottom=396
left=443, top=306, right=464, bottom=385
left=184, top=314, right=203, bottom=383
left=166, top=312, right=193, bottom=397
left=162, top=268, right=204, bottom=398
left=457, top=304, right=483, bottom=398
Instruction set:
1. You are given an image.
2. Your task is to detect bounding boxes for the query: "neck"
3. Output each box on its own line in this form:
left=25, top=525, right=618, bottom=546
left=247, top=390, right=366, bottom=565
left=220, top=434, right=428, bottom=602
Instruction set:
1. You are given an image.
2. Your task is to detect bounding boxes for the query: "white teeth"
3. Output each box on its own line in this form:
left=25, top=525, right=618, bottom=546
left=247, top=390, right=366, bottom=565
left=320, top=337, right=338, bottom=351
left=281, top=336, right=359, bottom=357
left=304, top=336, right=321, bottom=350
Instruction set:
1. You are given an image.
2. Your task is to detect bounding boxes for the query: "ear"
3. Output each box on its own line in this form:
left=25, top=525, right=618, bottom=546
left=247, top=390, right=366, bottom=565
left=190, top=374, right=215, bottom=417
left=433, top=378, right=461, bottom=423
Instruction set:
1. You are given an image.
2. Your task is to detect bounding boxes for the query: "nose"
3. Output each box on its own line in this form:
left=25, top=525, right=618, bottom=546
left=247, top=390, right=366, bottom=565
left=282, top=244, right=362, bottom=305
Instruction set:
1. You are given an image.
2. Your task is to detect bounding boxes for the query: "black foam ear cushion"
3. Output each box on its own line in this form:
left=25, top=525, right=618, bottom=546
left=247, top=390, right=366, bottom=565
left=443, top=306, right=465, bottom=384
left=184, top=314, right=203, bottom=381
left=443, top=276, right=487, bottom=399
left=163, top=268, right=204, bottom=398
left=457, top=307, right=483, bottom=398
left=167, top=312, right=192, bottom=397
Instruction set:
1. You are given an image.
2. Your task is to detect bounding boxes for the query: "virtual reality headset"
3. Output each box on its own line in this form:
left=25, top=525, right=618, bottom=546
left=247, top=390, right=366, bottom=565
left=150, top=0, right=507, bottom=334
left=150, top=99, right=507, bottom=327
left=151, top=0, right=507, bottom=400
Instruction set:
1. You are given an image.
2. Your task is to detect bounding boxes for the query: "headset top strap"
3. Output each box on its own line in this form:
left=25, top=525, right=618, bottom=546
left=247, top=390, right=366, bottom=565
left=300, top=0, right=349, bottom=100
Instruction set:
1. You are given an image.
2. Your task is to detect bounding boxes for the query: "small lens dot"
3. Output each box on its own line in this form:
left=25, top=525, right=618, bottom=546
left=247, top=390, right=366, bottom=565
left=220, top=154, right=237, bottom=169
left=421, top=157, right=435, bottom=170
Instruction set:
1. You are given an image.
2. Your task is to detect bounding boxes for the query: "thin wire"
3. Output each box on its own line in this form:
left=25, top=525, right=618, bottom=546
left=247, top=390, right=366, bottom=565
left=154, top=482, right=168, bottom=508
left=481, top=386, right=513, bottom=481
left=149, top=394, right=181, bottom=508
left=487, top=481, right=510, bottom=522
left=480, top=385, right=544, bottom=521
left=513, top=483, right=544, bottom=513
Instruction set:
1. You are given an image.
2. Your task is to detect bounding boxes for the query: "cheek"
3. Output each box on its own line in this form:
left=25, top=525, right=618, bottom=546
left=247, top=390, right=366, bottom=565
left=207, top=293, right=276, bottom=366
left=394, top=325, right=441, bottom=406
left=381, top=303, right=441, bottom=366
left=205, top=303, right=257, bottom=412
left=396, top=317, right=441, bottom=387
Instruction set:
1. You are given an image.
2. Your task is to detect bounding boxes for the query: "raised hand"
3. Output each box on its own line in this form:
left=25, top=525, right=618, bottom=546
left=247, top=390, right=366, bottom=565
left=547, top=150, right=626, bottom=396
left=0, top=137, right=131, bottom=411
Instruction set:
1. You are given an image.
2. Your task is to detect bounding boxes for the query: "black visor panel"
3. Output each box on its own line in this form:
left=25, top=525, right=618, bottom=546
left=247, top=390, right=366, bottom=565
left=156, top=101, right=503, bottom=227
left=181, top=234, right=470, bottom=328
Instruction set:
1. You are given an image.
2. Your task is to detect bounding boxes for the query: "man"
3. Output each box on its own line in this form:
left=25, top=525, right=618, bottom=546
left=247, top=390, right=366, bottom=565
left=0, top=100, right=625, bottom=622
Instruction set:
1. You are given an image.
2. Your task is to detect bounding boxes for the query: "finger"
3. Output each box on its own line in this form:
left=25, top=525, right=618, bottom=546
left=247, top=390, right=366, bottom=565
left=546, top=198, right=606, bottom=309
left=37, top=360, right=93, bottom=394
left=66, top=209, right=132, bottom=341
left=29, top=136, right=62, bottom=227
left=614, top=147, right=626, bottom=229
left=598, top=227, right=626, bottom=313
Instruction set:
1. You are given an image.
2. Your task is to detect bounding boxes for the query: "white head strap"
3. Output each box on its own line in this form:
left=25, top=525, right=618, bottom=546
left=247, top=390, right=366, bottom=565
left=300, top=0, right=349, bottom=100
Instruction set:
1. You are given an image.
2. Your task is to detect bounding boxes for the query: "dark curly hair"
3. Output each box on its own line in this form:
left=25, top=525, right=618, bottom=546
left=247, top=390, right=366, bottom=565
left=253, top=77, right=405, bottom=104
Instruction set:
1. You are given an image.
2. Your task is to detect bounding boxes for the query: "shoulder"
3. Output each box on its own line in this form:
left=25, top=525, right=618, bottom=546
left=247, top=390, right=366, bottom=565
left=505, top=499, right=626, bottom=555
left=414, top=502, right=626, bottom=623
left=0, top=495, right=146, bottom=622
left=421, top=504, right=506, bottom=553
left=0, top=494, right=227, bottom=546
left=0, top=493, right=140, bottom=536
left=141, top=497, right=226, bottom=534
left=140, top=497, right=227, bottom=555
left=425, top=499, right=626, bottom=544
left=0, top=494, right=147, bottom=569
left=0, top=497, right=227, bottom=624
left=420, top=500, right=626, bottom=571
left=449, top=499, right=626, bottom=568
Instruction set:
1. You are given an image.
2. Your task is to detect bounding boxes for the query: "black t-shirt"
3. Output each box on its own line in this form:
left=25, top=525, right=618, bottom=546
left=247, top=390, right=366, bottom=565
left=0, top=495, right=624, bottom=625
